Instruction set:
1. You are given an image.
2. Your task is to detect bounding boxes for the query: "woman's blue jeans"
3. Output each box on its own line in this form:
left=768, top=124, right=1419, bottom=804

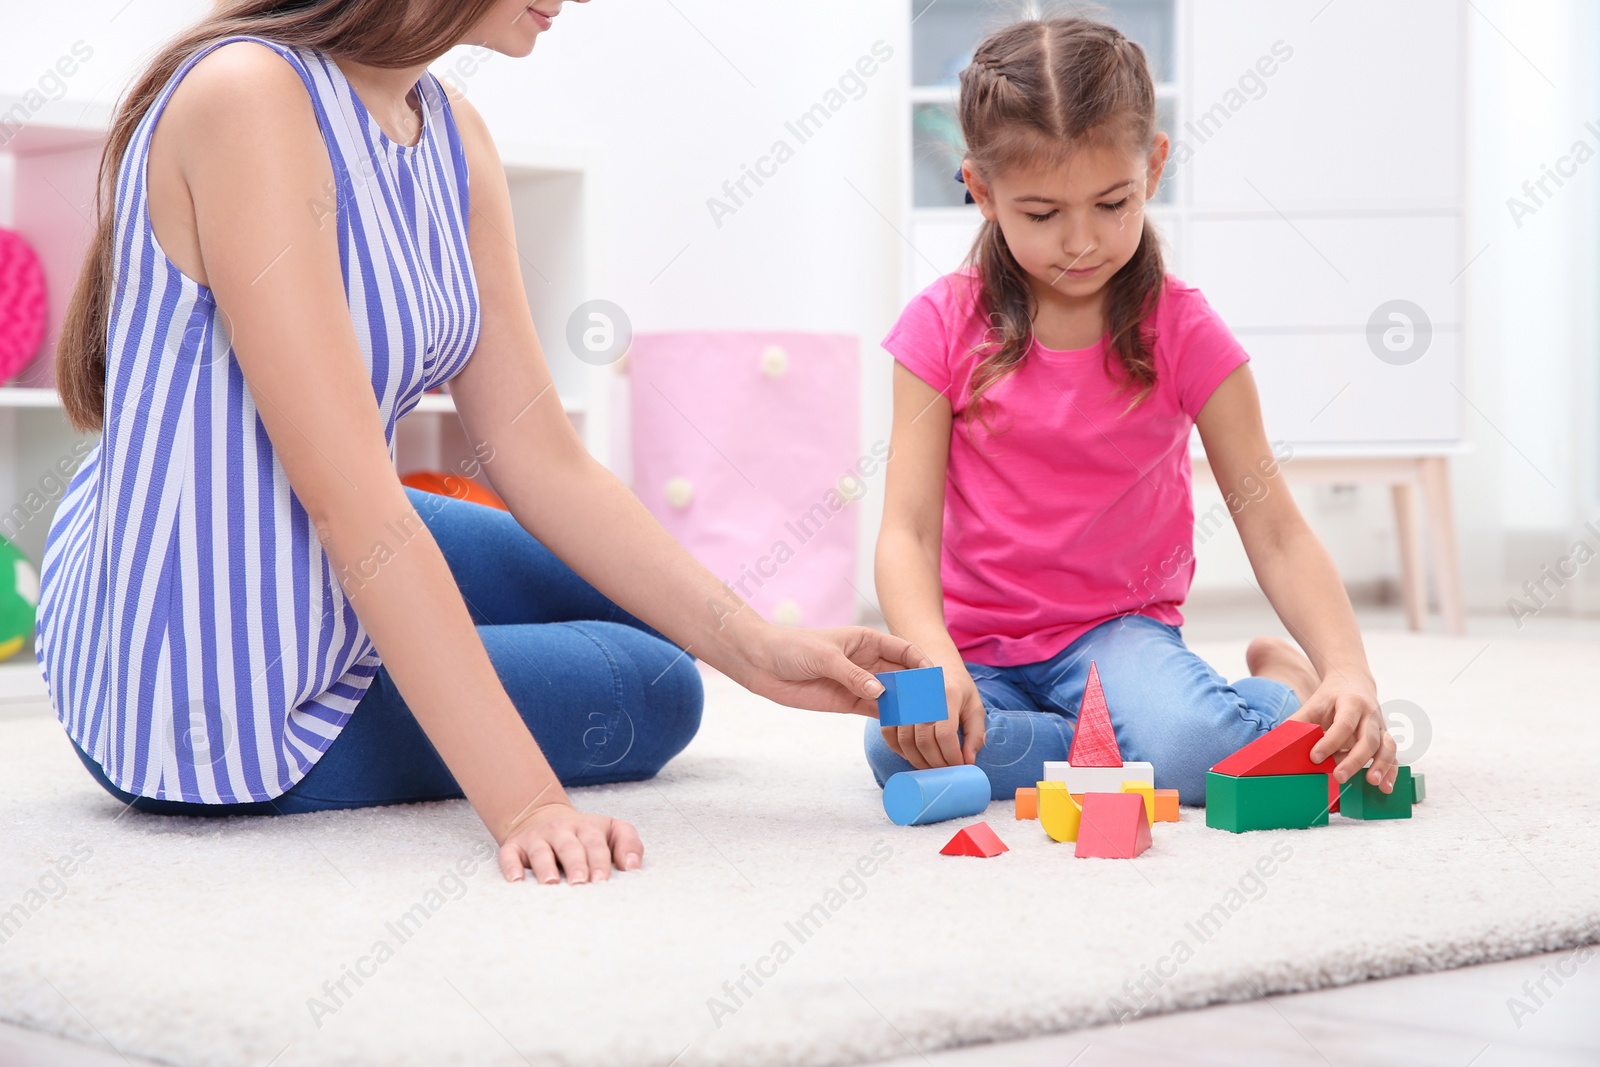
left=72, top=488, right=704, bottom=815
left=863, top=614, right=1302, bottom=805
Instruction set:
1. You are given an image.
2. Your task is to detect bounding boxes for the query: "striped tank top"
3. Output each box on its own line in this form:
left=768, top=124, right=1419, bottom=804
left=35, top=36, right=482, bottom=803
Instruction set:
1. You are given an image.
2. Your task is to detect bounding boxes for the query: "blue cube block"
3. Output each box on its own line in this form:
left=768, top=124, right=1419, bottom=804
left=874, top=665, right=946, bottom=727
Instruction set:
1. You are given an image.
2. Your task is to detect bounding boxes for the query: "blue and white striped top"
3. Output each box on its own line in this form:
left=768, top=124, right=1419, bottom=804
left=35, top=36, right=482, bottom=803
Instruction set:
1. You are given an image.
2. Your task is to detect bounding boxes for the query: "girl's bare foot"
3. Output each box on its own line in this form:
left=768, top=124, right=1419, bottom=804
left=1246, top=636, right=1319, bottom=703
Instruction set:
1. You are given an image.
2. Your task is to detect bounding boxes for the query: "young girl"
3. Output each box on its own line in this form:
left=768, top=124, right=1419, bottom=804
left=36, top=0, right=926, bottom=887
left=869, top=17, right=1398, bottom=805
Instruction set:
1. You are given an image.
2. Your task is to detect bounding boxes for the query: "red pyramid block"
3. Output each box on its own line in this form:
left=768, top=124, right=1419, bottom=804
left=1074, top=792, right=1151, bottom=859
left=1212, top=719, right=1335, bottom=778
left=1066, top=661, right=1123, bottom=768
left=940, top=821, right=1009, bottom=858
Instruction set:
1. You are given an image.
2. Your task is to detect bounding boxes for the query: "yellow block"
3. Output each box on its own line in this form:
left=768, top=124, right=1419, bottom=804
left=1121, top=780, right=1156, bottom=823
left=1037, top=781, right=1081, bottom=843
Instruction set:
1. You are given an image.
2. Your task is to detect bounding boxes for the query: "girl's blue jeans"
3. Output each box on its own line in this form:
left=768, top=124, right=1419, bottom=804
left=863, top=614, right=1303, bottom=805
left=72, top=488, right=705, bottom=815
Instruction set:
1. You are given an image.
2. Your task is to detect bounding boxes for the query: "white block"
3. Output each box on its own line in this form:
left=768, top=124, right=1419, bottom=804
left=1041, top=762, right=1154, bottom=794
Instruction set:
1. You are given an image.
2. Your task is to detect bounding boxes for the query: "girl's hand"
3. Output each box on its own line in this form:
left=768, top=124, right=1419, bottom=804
left=741, top=625, right=935, bottom=716
left=882, top=664, right=985, bottom=770
left=1288, top=674, right=1398, bottom=792
left=496, top=802, right=643, bottom=885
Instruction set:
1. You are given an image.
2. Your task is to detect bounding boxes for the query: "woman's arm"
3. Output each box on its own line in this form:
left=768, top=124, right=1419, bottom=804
left=1194, top=365, right=1398, bottom=790
left=873, top=362, right=986, bottom=768
left=441, top=91, right=928, bottom=719
left=165, top=44, right=616, bottom=879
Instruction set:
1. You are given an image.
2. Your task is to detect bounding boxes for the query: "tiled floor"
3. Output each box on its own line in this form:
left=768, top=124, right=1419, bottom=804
left=4, top=604, right=1598, bottom=1066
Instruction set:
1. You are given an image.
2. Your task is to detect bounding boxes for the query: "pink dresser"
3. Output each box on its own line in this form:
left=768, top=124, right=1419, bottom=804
left=628, top=332, right=864, bottom=629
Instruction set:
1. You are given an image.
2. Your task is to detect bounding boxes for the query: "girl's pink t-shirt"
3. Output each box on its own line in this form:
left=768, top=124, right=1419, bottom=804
left=885, top=269, right=1249, bottom=667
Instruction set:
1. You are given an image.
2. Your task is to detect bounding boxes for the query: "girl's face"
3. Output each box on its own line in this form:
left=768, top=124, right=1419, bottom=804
left=467, top=0, right=589, bottom=55
left=963, top=132, right=1169, bottom=306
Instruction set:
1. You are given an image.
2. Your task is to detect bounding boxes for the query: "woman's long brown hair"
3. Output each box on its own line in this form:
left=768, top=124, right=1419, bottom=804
left=54, top=0, right=500, bottom=434
left=957, top=15, right=1166, bottom=422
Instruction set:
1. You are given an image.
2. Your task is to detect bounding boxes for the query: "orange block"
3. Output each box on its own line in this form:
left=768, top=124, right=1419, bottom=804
left=1153, top=788, right=1180, bottom=823
left=1014, top=787, right=1038, bottom=820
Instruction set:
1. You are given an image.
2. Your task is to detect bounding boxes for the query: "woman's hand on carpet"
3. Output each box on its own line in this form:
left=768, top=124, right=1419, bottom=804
left=882, top=663, right=985, bottom=770
left=497, top=803, right=644, bottom=885
left=740, top=625, right=934, bottom=717
left=1289, top=674, right=1398, bottom=792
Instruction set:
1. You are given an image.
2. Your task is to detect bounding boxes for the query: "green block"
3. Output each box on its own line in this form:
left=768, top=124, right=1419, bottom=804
left=1411, top=771, right=1425, bottom=804
left=1205, top=771, right=1330, bottom=833
left=1339, top=765, right=1414, bottom=820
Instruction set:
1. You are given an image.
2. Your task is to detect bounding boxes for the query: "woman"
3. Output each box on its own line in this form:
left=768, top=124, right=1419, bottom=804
left=37, top=0, right=924, bottom=886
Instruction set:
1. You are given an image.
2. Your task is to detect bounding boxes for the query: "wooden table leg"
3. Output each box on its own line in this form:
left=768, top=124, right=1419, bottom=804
left=1420, top=456, right=1467, bottom=634
left=1390, top=480, right=1427, bottom=631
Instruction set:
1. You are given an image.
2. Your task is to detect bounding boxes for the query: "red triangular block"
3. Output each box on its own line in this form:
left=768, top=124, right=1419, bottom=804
left=940, top=821, right=1009, bottom=858
left=1067, top=661, right=1123, bottom=768
left=1212, top=719, right=1335, bottom=778
left=1074, top=792, right=1151, bottom=859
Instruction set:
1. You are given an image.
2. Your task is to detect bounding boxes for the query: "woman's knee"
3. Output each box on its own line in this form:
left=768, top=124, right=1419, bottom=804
left=565, top=622, right=704, bottom=782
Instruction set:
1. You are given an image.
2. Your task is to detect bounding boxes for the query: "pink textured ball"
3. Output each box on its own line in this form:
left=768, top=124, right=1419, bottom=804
left=0, top=228, right=48, bottom=385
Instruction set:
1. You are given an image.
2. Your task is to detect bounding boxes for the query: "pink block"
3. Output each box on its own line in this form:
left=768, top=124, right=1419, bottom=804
left=629, top=332, right=862, bottom=629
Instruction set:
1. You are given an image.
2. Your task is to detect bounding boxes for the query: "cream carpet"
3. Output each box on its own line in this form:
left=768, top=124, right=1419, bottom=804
left=1, top=632, right=1597, bottom=1067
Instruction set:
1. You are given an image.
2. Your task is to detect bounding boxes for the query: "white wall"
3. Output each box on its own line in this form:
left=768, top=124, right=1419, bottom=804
left=1193, top=0, right=1600, bottom=622
left=3, top=0, right=909, bottom=609
left=1458, top=0, right=1600, bottom=618
left=11, top=1, right=1599, bottom=624
left=451, top=0, right=906, bottom=606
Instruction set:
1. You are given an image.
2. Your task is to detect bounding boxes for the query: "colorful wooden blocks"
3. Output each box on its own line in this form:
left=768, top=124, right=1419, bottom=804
left=882, top=764, right=991, bottom=826
left=1339, top=765, right=1415, bottom=820
left=1205, top=720, right=1338, bottom=833
left=1121, top=780, right=1156, bottom=823
left=1014, top=786, right=1038, bottom=820
left=1153, top=788, right=1180, bottom=823
left=1043, top=761, right=1155, bottom=794
left=940, top=821, right=1009, bottom=857
left=1204, top=771, right=1330, bottom=832
left=1075, top=792, right=1152, bottom=859
left=1112, top=783, right=1178, bottom=823
left=874, top=665, right=947, bottom=726
left=1030, top=663, right=1175, bottom=857
left=1037, top=782, right=1082, bottom=843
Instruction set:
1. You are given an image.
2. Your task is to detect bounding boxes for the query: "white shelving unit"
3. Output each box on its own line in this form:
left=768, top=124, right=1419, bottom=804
left=0, top=92, right=109, bottom=572
left=0, top=94, right=604, bottom=571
